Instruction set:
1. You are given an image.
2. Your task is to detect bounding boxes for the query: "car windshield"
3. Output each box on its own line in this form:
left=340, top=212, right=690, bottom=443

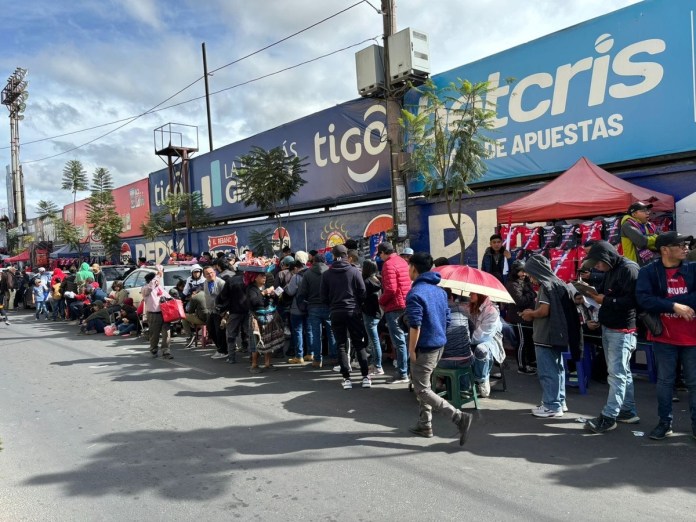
left=102, top=266, right=132, bottom=281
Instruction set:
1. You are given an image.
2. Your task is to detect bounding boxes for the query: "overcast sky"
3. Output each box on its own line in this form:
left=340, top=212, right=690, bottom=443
left=0, top=0, right=642, bottom=219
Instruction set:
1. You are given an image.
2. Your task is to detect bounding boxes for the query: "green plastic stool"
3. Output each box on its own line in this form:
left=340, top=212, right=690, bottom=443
left=431, top=366, right=479, bottom=410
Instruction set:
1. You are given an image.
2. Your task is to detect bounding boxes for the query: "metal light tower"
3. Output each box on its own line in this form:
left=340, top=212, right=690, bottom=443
left=2, top=67, right=28, bottom=227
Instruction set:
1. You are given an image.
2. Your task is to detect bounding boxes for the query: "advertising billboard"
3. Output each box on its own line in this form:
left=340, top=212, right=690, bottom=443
left=112, top=179, right=150, bottom=238
left=148, top=98, right=392, bottom=221
left=404, top=0, right=696, bottom=185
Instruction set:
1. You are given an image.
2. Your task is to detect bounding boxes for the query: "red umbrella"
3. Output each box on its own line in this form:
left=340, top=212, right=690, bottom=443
left=433, top=265, right=514, bottom=303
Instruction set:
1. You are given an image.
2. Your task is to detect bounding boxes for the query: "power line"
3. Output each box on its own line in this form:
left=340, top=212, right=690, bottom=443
left=13, top=0, right=371, bottom=156
left=23, top=35, right=379, bottom=163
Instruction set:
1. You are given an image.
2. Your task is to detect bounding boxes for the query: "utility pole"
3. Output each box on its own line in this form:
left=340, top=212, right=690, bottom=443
left=381, top=0, right=408, bottom=245
left=2, top=67, right=28, bottom=228
left=202, top=43, right=214, bottom=153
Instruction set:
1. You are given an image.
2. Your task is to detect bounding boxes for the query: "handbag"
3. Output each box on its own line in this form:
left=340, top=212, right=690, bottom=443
left=104, top=324, right=117, bottom=336
left=160, top=297, right=186, bottom=322
left=638, top=311, right=663, bottom=337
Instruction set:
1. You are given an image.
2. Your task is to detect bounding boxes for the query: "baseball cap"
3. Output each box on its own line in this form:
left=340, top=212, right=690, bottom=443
left=332, top=244, right=348, bottom=258
left=281, top=255, right=295, bottom=266
left=627, top=201, right=653, bottom=214
left=401, top=247, right=414, bottom=256
left=655, top=231, right=693, bottom=250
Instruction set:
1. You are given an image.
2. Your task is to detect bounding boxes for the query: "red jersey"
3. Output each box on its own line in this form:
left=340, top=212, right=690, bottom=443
left=650, top=268, right=696, bottom=346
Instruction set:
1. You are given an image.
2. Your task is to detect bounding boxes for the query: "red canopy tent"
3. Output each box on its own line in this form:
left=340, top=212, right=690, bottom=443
left=497, top=157, right=675, bottom=223
left=4, top=249, right=29, bottom=263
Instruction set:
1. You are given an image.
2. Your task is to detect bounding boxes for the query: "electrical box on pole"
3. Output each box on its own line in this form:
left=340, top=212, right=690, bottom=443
left=355, top=45, right=385, bottom=97
left=387, top=28, right=430, bottom=84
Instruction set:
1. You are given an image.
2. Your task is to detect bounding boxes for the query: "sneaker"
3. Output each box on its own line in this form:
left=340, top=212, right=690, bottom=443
left=408, top=424, right=433, bottom=438
left=342, top=379, right=352, bottom=390
left=456, top=411, right=474, bottom=446
left=386, top=374, right=410, bottom=385
left=311, top=361, right=322, bottom=368
left=476, top=380, right=490, bottom=398
left=369, top=367, right=385, bottom=376
left=287, top=357, right=306, bottom=364
left=332, top=365, right=342, bottom=373
left=4, top=319, right=9, bottom=325
left=211, top=352, right=228, bottom=359
left=162, top=353, right=174, bottom=360
left=585, top=415, right=617, bottom=434
left=616, top=411, right=640, bottom=424
left=304, top=354, right=314, bottom=362
left=531, top=405, right=564, bottom=418
left=184, top=336, right=195, bottom=348
left=562, top=401, right=569, bottom=413
left=361, top=377, right=372, bottom=388
left=517, top=366, right=537, bottom=375
left=649, top=422, right=673, bottom=440
left=150, top=350, right=158, bottom=358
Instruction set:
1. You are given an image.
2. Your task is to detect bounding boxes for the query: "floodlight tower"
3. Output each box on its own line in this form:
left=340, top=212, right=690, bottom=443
left=1, top=67, right=29, bottom=227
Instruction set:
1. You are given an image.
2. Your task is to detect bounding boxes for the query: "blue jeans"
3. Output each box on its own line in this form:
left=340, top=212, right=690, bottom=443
left=118, top=322, right=137, bottom=335
left=385, top=310, right=408, bottom=378
left=601, top=327, right=637, bottom=418
left=87, top=318, right=107, bottom=333
left=52, top=299, right=65, bottom=320
left=472, top=342, right=494, bottom=383
left=363, top=314, right=382, bottom=369
left=306, top=306, right=336, bottom=360
left=653, top=342, right=696, bottom=427
left=535, top=346, right=565, bottom=412
left=35, top=301, right=48, bottom=319
left=290, top=314, right=307, bottom=359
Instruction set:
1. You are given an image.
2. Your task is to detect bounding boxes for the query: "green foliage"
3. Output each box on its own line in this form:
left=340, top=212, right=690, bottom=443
left=54, top=218, right=84, bottom=255
left=61, top=159, right=88, bottom=224
left=36, top=200, right=59, bottom=221
left=140, top=192, right=214, bottom=241
left=234, top=146, right=308, bottom=252
left=248, top=228, right=275, bottom=258
left=400, top=78, right=501, bottom=263
left=86, top=167, right=122, bottom=258
left=7, top=230, right=19, bottom=254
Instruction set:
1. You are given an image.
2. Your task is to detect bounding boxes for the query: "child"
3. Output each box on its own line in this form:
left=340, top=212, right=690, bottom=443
left=51, top=277, right=64, bottom=321
left=32, top=278, right=49, bottom=320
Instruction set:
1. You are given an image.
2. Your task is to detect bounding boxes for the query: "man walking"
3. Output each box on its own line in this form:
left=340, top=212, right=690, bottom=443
left=321, top=244, right=371, bottom=389
left=141, top=267, right=173, bottom=359
left=636, top=232, right=696, bottom=440
left=405, top=252, right=473, bottom=446
left=580, top=241, right=640, bottom=433
left=377, top=241, right=412, bottom=384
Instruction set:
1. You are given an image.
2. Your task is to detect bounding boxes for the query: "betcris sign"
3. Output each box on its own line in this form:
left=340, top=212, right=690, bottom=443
left=404, top=0, right=696, bottom=184
left=149, top=98, right=391, bottom=220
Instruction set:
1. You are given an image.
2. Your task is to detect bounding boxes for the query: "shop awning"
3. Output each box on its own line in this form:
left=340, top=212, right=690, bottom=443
left=49, top=244, right=86, bottom=258
left=496, top=157, right=675, bottom=223
left=4, top=249, right=29, bottom=263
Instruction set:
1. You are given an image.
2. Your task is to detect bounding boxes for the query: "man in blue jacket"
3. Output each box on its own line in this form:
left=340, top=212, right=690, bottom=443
left=636, top=232, right=696, bottom=440
left=405, top=252, right=473, bottom=446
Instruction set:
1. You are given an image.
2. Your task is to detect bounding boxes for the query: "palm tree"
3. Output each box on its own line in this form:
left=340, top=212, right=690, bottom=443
left=36, top=200, right=59, bottom=241
left=61, top=160, right=88, bottom=224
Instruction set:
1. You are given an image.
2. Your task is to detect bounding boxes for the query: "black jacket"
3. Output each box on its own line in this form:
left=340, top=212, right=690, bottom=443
left=320, top=259, right=365, bottom=312
left=216, top=273, right=248, bottom=314
left=504, top=274, right=536, bottom=324
left=299, top=262, right=327, bottom=308
left=588, top=241, right=639, bottom=329
left=361, top=275, right=382, bottom=318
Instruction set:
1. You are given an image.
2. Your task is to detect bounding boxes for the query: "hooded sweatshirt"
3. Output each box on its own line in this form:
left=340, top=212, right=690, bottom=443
left=585, top=240, right=639, bottom=330
left=299, top=262, right=328, bottom=308
left=320, top=259, right=365, bottom=312
left=504, top=260, right=536, bottom=324
left=523, top=255, right=582, bottom=356
left=75, top=262, right=93, bottom=286
left=405, top=271, right=450, bottom=351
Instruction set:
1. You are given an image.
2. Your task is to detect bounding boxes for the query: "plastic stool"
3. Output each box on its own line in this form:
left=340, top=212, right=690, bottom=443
left=632, top=342, right=657, bottom=383
left=563, top=349, right=591, bottom=395
left=430, top=366, right=479, bottom=410
left=194, top=324, right=208, bottom=348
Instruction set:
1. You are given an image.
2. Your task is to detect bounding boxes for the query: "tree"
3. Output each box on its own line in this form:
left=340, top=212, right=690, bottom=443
left=54, top=218, right=83, bottom=255
left=36, top=200, right=59, bottom=241
left=248, top=228, right=275, bottom=258
left=87, top=167, right=123, bottom=259
left=140, top=192, right=213, bottom=253
left=61, top=160, right=88, bottom=224
left=400, top=78, right=502, bottom=264
left=234, top=145, right=308, bottom=254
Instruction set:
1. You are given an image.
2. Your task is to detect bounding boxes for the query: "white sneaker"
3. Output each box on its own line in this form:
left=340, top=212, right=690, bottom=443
left=342, top=379, right=352, bottom=390
left=332, top=365, right=341, bottom=372
left=361, top=377, right=372, bottom=388
left=369, top=367, right=385, bottom=376
left=531, top=405, right=564, bottom=418
left=211, top=352, right=228, bottom=359
left=562, top=401, right=569, bottom=412
left=477, top=380, right=491, bottom=398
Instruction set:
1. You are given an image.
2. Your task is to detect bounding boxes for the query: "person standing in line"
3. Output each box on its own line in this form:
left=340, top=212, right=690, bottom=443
left=215, top=269, right=248, bottom=363
left=505, top=260, right=538, bottom=374
left=405, top=251, right=473, bottom=446
left=203, top=265, right=227, bottom=360
left=285, top=254, right=310, bottom=364
left=0, top=266, right=16, bottom=324
left=636, top=232, right=696, bottom=440
left=321, top=244, right=371, bottom=390
left=377, top=241, right=412, bottom=384
left=520, top=255, right=582, bottom=418
left=621, top=201, right=659, bottom=267
left=361, top=259, right=384, bottom=376
left=580, top=241, right=640, bottom=434
left=299, top=253, right=337, bottom=368
left=141, top=267, right=173, bottom=359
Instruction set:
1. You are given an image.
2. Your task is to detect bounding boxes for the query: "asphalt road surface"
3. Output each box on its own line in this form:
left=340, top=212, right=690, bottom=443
left=1, top=309, right=694, bottom=521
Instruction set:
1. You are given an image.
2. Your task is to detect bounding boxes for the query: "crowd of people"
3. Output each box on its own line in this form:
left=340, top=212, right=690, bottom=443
left=1, top=202, right=695, bottom=447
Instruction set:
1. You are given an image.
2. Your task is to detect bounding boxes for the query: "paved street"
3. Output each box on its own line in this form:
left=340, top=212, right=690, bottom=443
left=1, top=309, right=694, bottom=521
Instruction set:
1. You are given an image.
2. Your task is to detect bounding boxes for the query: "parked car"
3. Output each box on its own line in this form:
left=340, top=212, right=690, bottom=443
left=102, top=265, right=136, bottom=290
left=121, top=265, right=190, bottom=307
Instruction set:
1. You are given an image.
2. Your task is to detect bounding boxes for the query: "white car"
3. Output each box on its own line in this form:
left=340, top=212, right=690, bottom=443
left=120, top=265, right=191, bottom=307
